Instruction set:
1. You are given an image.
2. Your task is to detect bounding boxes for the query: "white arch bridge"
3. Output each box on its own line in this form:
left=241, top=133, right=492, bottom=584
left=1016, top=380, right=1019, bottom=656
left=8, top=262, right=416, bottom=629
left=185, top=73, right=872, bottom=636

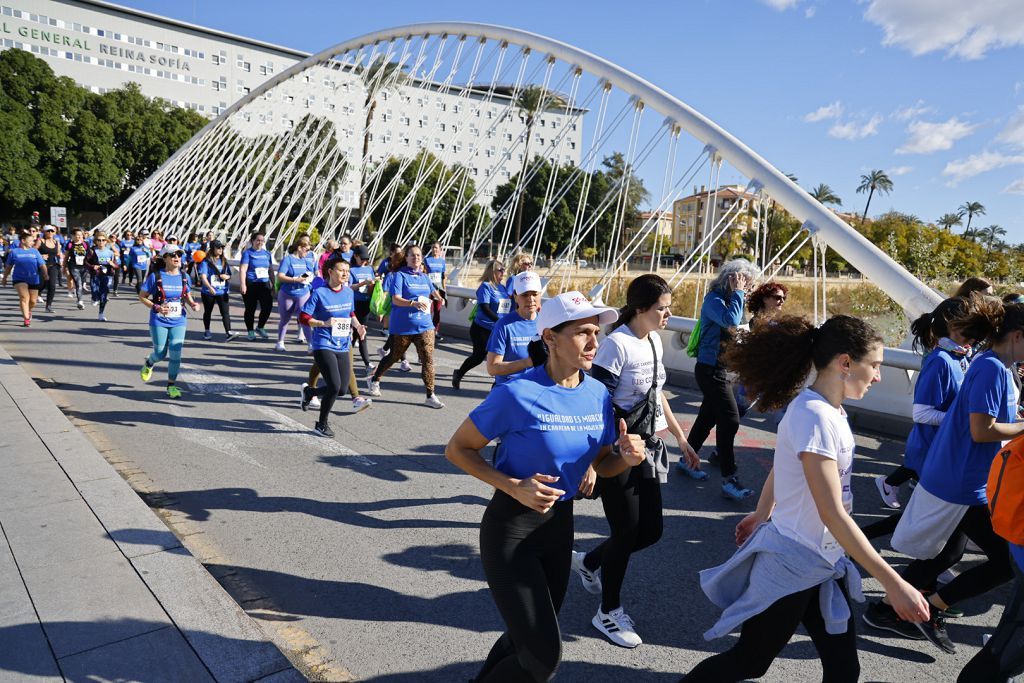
left=99, top=22, right=938, bottom=423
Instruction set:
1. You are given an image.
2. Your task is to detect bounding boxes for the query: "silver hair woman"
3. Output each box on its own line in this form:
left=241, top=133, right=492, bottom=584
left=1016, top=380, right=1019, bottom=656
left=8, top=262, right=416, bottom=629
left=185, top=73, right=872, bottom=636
left=709, top=258, right=761, bottom=293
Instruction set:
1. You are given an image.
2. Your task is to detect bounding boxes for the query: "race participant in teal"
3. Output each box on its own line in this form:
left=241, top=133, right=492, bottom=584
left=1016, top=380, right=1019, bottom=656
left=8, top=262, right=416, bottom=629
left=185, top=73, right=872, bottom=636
left=446, top=291, right=643, bottom=682
left=348, top=244, right=377, bottom=374
left=128, top=239, right=153, bottom=293
left=424, top=241, right=447, bottom=341
left=299, top=256, right=372, bottom=437
left=452, top=259, right=510, bottom=391
left=64, top=229, right=89, bottom=309
left=86, top=232, right=119, bottom=321
left=239, top=231, right=275, bottom=341
left=2, top=229, right=48, bottom=326
left=138, top=245, right=200, bottom=399
left=275, top=236, right=314, bottom=352
left=485, top=270, right=543, bottom=386
left=197, top=240, right=236, bottom=341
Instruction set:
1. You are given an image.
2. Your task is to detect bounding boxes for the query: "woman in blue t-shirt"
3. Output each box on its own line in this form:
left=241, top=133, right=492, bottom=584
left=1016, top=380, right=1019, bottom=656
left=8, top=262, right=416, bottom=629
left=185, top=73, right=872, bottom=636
left=138, top=245, right=200, bottom=399
left=348, top=245, right=378, bottom=373
left=446, top=291, right=644, bottom=682
left=485, top=271, right=543, bottom=386
left=197, top=240, right=236, bottom=341
left=238, top=231, right=276, bottom=341
left=424, top=241, right=448, bottom=339
left=85, top=232, right=119, bottom=322
left=2, top=230, right=47, bottom=327
left=871, top=296, right=1024, bottom=653
left=275, top=236, right=315, bottom=352
left=452, top=259, right=510, bottom=391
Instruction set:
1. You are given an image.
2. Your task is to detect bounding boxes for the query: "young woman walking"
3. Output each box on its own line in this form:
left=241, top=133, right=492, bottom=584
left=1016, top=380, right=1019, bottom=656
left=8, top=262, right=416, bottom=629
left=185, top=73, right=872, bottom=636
left=85, top=232, right=119, bottom=322
left=446, top=291, right=644, bottom=682
left=485, top=271, right=543, bottom=386
left=138, top=245, right=200, bottom=399
left=348, top=245, right=377, bottom=374
left=681, top=314, right=929, bottom=682
left=2, top=230, right=47, bottom=326
left=197, top=240, right=236, bottom=341
left=275, top=236, right=314, bottom=351
left=452, top=259, right=509, bottom=391
left=64, top=228, right=89, bottom=309
left=37, top=226, right=61, bottom=313
left=239, top=231, right=275, bottom=340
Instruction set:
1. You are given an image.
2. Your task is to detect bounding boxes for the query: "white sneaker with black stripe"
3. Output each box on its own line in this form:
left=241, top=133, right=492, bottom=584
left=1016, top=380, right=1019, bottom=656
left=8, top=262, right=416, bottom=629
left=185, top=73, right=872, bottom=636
left=592, top=607, right=642, bottom=648
left=571, top=550, right=602, bottom=594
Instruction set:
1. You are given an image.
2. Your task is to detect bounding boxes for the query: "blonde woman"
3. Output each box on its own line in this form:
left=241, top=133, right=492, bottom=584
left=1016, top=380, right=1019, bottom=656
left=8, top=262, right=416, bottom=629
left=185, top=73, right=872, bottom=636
left=504, top=251, right=534, bottom=294
left=453, top=259, right=511, bottom=391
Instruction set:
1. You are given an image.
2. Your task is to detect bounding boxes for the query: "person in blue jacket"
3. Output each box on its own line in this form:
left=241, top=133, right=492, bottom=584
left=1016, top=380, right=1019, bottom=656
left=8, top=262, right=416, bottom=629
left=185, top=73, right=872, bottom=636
left=2, top=230, right=48, bottom=326
left=239, top=231, right=276, bottom=341
left=678, top=258, right=760, bottom=500
left=445, top=291, right=644, bottom=682
left=486, top=270, right=542, bottom=386
left=452, top=259, right=510, bottom=391
left=138, top=245, right=200, bottom=399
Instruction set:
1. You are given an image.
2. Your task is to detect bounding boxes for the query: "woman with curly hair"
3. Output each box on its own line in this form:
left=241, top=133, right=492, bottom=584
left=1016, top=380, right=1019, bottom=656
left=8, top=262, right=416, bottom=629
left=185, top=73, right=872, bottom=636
left=747, top=282, right=788, bottom=328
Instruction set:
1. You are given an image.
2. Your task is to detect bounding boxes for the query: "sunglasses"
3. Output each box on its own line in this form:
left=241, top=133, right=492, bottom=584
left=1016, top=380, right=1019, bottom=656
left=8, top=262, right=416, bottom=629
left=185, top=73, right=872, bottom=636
left=496, top=267, right=506, bottom=273
left=768, top=294, right=785, bottom=302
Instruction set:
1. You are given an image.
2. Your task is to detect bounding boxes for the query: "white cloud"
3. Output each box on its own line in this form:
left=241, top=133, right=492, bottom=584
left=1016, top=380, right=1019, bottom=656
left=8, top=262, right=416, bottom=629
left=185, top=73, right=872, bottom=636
left=760, top=0, right=799, bottom=9
left=889, top=165, right=914, bottom=176
left=892, top=101, right=932, bottom=120
left=1004, top=178, right=1024, bottom=194
left=997, top=108, right=1024, bottom=150
left=943, top=151, right=1024, bottom=184
left=804, top=6, right=816, bottom=18
left=896, top=117, right=977, bottom=154
left=864, top=0, right=1024, bottom=60
left=828, top=115, right=883, bottom=140
left=803, top=101, right=843, bottom=123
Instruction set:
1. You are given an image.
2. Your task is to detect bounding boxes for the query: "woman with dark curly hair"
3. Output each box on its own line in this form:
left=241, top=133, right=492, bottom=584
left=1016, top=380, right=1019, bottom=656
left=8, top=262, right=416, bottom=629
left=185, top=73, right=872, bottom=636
left=747, top=282, right=788, bottom=327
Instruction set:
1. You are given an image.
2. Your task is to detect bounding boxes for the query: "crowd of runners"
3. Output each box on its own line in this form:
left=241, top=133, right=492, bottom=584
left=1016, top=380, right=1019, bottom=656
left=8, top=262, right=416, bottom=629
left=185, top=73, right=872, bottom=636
left=3, top=223, right=1023, bottom=682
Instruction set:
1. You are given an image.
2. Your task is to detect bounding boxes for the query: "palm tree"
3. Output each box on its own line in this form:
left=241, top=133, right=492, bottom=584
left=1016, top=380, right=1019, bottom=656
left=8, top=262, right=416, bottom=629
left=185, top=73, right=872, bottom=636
left=510, top=86, right=568, bottom=248
left=359, top=57, right=408, bottom=225
left=810, top=183, right=842, bottom=207
left=856, top=170, right=894, bottom=223
left=936, top=212, right=963, bottom=231
left=979, top=224, right=1007, bottom=249
left=958, top=201, right=986, bottom=235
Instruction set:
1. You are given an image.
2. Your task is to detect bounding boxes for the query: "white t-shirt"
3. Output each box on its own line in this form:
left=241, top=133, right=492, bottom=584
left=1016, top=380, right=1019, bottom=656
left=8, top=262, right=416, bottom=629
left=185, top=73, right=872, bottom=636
left=592, top=325, right=668, bottom=432
left=771, top=387, right=855, bottom=565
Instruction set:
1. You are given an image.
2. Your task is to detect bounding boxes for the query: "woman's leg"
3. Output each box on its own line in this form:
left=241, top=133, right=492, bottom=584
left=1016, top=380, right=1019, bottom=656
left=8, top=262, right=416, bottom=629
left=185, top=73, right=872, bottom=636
left=44, top=265, right=58, bottom=307
left=134, top=268, right=146, bottom=294
left=202, top=293, right=215, bottom=331
left=372, top=334, right=414, bottom=382
left=353, top=300, right=372, bottom=366
left=456, top=323, right=491, bottom=378
left=147, top=325, right=171, bottom=365
left=936, top=505, right=1014, bottom=607
left=801, top=584, right=860, bottom=683
left=216, top=295, right=232, bottom=333
left=411, top=330, right=436, bottom=396
left=311, top=349, right=344, bottom=423
left=165, top=325, right=187, bottom=382
left=347, top=349, right=361, bottom=398
left=242, top=286, right=258, bottom=331
left=688, top=363, right=740, bottom=478
left=97, top=275, right=110, bottom=314
left=958, top=562, right=1024, bottom=683
left=14, top=283, right=30, bottom=320
left=276, top=290, right=297, bottom=343
left=257, top=282, right=274, bottom=330
left=686, top=363, right=718, bottom=454
left=27, top=288, right=39, bottom=315
left=886, top=465, right=917, bottom=488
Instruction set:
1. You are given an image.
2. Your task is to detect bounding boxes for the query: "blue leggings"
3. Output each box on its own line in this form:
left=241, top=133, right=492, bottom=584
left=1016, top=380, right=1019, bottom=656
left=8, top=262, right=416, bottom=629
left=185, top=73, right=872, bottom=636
left=148, top=324, right=187, bottom=381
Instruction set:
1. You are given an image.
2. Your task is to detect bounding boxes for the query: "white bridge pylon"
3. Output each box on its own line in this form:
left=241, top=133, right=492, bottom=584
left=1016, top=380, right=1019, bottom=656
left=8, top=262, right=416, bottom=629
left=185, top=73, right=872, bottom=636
left=99, top=22, right=940, bottom=318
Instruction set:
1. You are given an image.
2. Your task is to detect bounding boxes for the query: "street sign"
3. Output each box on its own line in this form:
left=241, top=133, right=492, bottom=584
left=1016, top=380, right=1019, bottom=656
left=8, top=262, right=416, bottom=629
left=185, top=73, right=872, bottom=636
left=50, top=207, right=67, bottom=230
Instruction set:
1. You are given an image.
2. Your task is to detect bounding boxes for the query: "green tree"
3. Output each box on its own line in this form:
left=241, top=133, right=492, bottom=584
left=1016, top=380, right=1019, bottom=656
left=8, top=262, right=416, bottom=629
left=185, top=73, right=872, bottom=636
left=810, top=183, right=842, bottom=206
left=958, top=201, right=986, bottom=234
left=856, top=169, right=893, bottom=223
left=936, top=212, right=963, bottom=231
left=510, top=86, right=569, bottom=247
left=978, top=224, right=1007, bottom=249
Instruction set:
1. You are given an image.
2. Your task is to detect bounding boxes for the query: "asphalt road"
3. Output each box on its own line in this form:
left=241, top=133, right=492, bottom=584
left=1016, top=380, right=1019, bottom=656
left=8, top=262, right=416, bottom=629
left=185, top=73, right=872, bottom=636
left=0, top=284, right=1009, bottom=682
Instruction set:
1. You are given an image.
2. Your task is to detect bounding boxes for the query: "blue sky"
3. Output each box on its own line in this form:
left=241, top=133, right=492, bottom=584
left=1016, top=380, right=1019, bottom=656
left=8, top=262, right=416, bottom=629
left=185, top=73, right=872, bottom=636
left=120, top=0, right=1024, bottom=243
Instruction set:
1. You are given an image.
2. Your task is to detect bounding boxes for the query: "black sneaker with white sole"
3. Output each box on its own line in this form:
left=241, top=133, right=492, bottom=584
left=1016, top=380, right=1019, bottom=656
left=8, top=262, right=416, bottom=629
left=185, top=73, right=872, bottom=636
left=300, top=383, right=313, bottom=412
left=862, top=600, right=925, bottom=640
left=313, top=422, right=335, bottom=438
left=916, top=604, right=956, bottom=653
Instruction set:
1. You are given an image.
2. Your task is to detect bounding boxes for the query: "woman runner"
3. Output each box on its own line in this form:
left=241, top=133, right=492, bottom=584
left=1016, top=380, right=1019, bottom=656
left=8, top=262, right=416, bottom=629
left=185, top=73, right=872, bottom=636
left=2, top=230, right=47, bottom=326
left=85, top=232, right=119, bottom=322
left=453, top=259, right=510, bottom=391
left=64, top=229, right=89, bottom=309
left=275, top=236, right=314, bottom=352
left=239, top=231, right=276, bottom=341
left=197, top=240, right=236, bottom=341
left=424, top=241, right=447, bottom=341
left=446, top=291, right=645, bottom=681
left=138, top=245, right=200, bottom=399
left=485, top=271, right=544, bottom=386
left=681, top=314, right=929, bottom=682
left=348, top=245, right=377, bottom=375
left=37, top=226, right=61, bottom=314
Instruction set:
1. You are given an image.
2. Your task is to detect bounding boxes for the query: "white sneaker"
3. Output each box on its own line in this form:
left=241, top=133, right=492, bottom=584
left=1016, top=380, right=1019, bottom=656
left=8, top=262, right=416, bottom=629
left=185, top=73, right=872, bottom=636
left=378, top=347, right=387, bottom=359
left=300, top=383, right=312, bottom=412
left=424, top=394, right=444, bottom=409
left=399, top=360, right=412, bottom=372
left=67, top=291, right=74, bottom=299
left=274, top=341, right=287, bottom=352
left=366, top=378, right=381, bottom=397
left=875, top=476, right=901, bottom=509
left=98, top=313, right=107, bottom=322
left=308, top=394, right=321, bottom=409
left=92, top=300, right=99, bottom=307
left=571, top=550, right=602, bottom=594
left=592, top=607, right=642, bottom=648
left=364, top=363, right=375, bottom=376
left=351, top=396, right=372, bottom=412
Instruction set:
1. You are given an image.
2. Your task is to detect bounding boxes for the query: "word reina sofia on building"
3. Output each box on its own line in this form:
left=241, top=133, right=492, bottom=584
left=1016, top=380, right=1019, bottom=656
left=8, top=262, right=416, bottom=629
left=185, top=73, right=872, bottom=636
left=0, top=0, right=583, bottom=209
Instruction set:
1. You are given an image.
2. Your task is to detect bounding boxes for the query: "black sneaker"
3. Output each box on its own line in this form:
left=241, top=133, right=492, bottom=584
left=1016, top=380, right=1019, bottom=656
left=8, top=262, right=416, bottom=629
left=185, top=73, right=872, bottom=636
left=452, top=369, right=462, bottom=391
left=707, top=450, right=719, bottom=466
left=916, top=604, right=956, bottom=653
left=313, top=422, right=334, bottom=438
left=862, top=601, right=925, bottom=640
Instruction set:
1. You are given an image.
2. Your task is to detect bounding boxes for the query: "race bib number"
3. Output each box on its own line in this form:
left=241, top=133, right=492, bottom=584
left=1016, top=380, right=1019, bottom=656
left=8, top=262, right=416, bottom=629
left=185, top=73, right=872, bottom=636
left=165, top=301, right=183, bottom=318
left=497, top=298, right=512, bottom=315
left=331, top=317, right=351, bottom=339
left=212, top=279, right=226, bottom=291
left=254, top=267, right=270, bottom=279
left=137, top=256, right=149, bottom=266
left=74, top=255, right=85, bottom=266
left=428, top=271, right=442, bottom=286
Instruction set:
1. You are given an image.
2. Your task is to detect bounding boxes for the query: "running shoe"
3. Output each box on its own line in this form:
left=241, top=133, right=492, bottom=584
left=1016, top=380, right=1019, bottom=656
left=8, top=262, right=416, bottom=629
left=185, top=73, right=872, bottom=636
left=92, top=300, right=99, bottom=307
left=297, top=334, right=307, bottom=344
left=424, top=394, right=445, bottom=409
left=365, top=378, right=382, bottom=397
left=875, top=475, right=901, bottom=509
left=67, top=291, right=74, bottom=298
left=247, top=330, right=256, bottom=341
left=308, top=394, right=321, bottom=409
left=862, top=601, right=925, bottom=640
left=76, top=301, right=84, bottom=310
left=364, top=363, right=375, bottom=377
left=166, top=385, right=182, bottom=399
left=256, top=328, right=269, bottom=339
left=98, top=313, right=107, bottom=322
left=571, top=550, right=602, bottom=594
left=378, top=347, right=387, bottom=359
left=399, top=360, right=412, bottom=372
left=300, top=383, right=312, bottom=412
left=313, top=421, right=335, bottom=438
left=274, top=341, right=287, bottom=352
left=916, top=603, right=956, bottom=653
left=592, top=607, right=642, bottom=648
left=140, top=362, right=153, bottom=382
left=23, top=318, right=30, bottom=327
left=452, top=369, right=463, bottom=391
left=45, top=305, right=52, bottom=313
left=225, top=330, right=238, bottom=342
left=203, top=331, right=212, bottom=340
left=351, top=396, right=372, bottom=412
left=707, top=450, right=719, bottom=467
left=721, top=476, right=754, bottom=500
left=676, top=460, right=709, bottom=481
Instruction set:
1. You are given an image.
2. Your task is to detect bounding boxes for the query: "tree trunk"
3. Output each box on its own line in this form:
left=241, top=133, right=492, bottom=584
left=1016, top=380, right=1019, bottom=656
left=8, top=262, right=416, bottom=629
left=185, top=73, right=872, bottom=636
left=860, top=187, right=875, bottom=224
left=359, top=99, right=376, bottom=225
left=512, top=117, right=534, bottom=252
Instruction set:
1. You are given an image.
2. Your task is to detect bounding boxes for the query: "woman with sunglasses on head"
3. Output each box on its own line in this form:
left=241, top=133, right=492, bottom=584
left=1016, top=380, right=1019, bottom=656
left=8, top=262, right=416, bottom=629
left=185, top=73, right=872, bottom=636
left=2, top=229, right=47, bottom=327
left=85, top=232, right=119, bottom=322
left=452, top=259, right=510, bottom=391
left=138, top=245, right=200, bottom=399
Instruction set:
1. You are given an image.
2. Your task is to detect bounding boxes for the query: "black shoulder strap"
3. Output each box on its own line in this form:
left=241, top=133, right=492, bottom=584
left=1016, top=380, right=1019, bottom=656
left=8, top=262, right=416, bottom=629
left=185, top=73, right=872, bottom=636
left=648, top=335, right=659, bottom=392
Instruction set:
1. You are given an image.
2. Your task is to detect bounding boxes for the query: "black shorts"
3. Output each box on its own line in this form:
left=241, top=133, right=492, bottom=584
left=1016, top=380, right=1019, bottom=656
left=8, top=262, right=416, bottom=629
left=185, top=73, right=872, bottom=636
left=12, top=280, right=42, bottom=291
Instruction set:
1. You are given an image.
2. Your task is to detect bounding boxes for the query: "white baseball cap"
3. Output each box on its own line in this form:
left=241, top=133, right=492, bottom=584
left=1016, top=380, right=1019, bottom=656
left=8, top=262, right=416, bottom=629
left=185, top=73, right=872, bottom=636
left=513, top=271, right=544, bottom=295
left=535, top=291, right=617, bottom=332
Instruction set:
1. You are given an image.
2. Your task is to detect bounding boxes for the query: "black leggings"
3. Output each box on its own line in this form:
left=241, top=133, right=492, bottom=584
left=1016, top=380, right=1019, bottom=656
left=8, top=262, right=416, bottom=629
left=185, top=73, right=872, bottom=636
left=43, top=264, right=59, bottom=307
left=68, top=266, right=87, bottom=302
left=201, top=293, right=232, bottom=333
left=242, top=281, right=273, bottom=331
left=353, top=299, right=371, bottom=366
left=959, top=561, right=1024, bottom=683
left=457, top=322, right=492, bottom=378
left=476, top=491, right=573, bottom=682
left=311, top=348, right=353, bottom=424
left=885, top=464, right=917, bottom=487
left=683, top=582, right=859, bottom=683
left=687, top=362, right=740, bottom=478
left=133, top=267, right=147, bottom=293
left=583, top=465, right=663, bottom=612
left=902, top=504, right=1014, bottom=606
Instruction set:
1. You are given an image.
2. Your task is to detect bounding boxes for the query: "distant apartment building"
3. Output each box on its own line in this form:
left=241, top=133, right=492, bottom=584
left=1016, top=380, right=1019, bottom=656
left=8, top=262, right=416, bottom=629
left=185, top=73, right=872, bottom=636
left=671, top=185, right=756, bottom=260
left=622, top=210, right=673, bottom=259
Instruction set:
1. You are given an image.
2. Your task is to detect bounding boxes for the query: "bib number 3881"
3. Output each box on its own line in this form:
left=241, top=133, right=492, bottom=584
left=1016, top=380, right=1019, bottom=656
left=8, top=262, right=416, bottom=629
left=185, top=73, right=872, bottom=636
left=331, top=317, right=351, bottom=339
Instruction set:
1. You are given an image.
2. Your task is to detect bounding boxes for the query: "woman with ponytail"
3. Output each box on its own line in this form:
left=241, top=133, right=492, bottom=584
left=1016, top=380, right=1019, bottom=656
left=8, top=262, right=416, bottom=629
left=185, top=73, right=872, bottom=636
left=682, top=315, right=929, bottom=682
left=571, top=274, right=700, bottom=648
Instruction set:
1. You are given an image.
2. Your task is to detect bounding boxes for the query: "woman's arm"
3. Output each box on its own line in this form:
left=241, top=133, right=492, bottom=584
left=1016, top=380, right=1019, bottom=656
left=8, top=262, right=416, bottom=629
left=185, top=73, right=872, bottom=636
left=969, top=413, right=1024, bottom=442
left=591, top=419, right=645, bottom=479
left=702, top=290, right=745, bottom=328
left=735, top=469, right=775, bottom=545
left=486, top=351, right=533, bottom=378
left=477, top=302, right=499, bottom=321
left=238, top=263, right=248, bottom=293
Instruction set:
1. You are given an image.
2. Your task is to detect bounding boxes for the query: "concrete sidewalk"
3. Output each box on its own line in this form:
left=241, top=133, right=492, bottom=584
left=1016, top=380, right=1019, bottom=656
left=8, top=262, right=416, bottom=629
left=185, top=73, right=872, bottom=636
left=0, top=344, right=304, bottom=683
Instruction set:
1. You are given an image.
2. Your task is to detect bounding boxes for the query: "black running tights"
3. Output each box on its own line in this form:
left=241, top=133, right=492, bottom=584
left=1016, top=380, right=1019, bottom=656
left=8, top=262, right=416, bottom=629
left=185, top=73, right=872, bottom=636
left=475, top=491, right=572, bottom=683
left=311, top=348, right=352, bottom=424
left=682, top=582, right=859, bottom=683
left=583, top=465, right=663, bottom=612
left=959, top=561, right=1024, bottom=683
left=687, top=362, right=740, bottom=478
left=43, top=264, right=59, bottom=307
left=457, top=322, right=492, bottom=378
left=242, top=281, right=273, bottom=331
left=202, top=293, right=232, bottom=333
left=352, top=299, right=371, bottom=367
left=902, top=504, right=1013, bottom=607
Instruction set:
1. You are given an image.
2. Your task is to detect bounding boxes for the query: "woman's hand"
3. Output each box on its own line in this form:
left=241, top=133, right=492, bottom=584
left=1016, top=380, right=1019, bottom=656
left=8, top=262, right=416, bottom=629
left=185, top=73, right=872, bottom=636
left=677, top=439, right=700, bottom=470
left=735, top=511, right=768, bottom=546
left=414, top=299, right=430, bottom=313
left=578, top=466, right=597, bottom=498
left=189, top=300, right=200, bottom=312
left=883, top=577, right=930, bottom=624
left=511, top=474, right=565, bottom=513
left=158, top=303, right=170, bottom=316
left=617, top=418, right=645, bottom=468
left=220, top=273, right=230, bottom=281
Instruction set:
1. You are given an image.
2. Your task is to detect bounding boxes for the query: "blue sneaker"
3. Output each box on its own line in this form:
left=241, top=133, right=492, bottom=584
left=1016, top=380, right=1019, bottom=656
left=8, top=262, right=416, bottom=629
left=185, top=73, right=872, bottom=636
left=722, top=476, right=755, bottom=500
left=676, top=460, right=709, bottom=481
